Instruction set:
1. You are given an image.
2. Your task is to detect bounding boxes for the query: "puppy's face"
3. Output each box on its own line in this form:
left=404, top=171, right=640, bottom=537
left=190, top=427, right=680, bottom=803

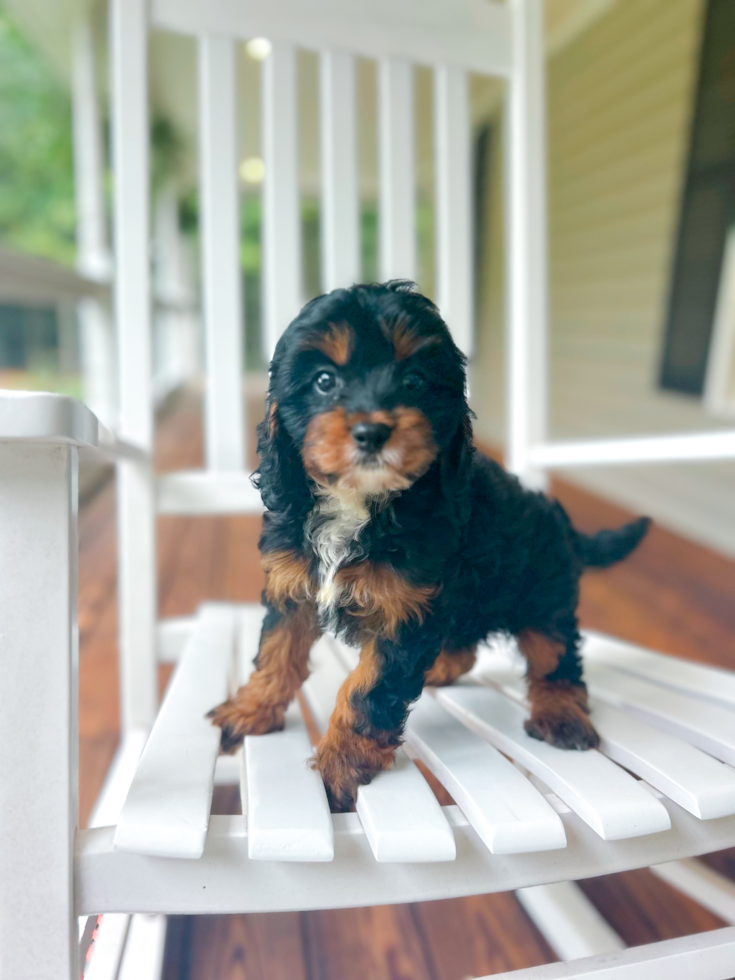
left=268, top=283, right=467, bottom=495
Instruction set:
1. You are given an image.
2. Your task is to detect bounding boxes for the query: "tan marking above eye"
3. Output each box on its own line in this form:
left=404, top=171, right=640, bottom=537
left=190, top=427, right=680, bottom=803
left=302, top=321, right=355, bottom=366
left=381, top=314, right=442, bottom=362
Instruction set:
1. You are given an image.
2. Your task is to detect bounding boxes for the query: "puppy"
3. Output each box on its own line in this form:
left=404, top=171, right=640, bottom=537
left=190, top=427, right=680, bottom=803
left=209, top=281, right=650, bottom=812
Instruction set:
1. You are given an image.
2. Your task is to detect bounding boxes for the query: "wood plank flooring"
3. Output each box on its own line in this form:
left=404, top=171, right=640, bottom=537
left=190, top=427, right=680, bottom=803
left=76, top=393, right=735, bottom=979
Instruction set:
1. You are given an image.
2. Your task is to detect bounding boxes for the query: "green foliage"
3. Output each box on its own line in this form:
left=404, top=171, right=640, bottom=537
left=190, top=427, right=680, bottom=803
left=0, top=10, right=76, bottom=264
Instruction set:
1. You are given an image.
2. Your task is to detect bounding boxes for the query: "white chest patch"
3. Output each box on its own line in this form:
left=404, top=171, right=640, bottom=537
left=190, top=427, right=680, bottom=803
left=306, top=488, right=372, bottom=614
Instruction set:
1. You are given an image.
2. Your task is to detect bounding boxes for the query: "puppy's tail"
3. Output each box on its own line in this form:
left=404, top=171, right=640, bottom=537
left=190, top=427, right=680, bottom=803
left=573, top=515, right=652, bottom=569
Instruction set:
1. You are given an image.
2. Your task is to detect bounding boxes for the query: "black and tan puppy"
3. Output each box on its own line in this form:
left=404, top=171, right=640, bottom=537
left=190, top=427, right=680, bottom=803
left=208, top=281, right=650, bottom=811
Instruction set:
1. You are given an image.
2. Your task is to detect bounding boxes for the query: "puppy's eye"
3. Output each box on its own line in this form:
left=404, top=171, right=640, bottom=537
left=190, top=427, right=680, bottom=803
left=402, top=371, right=427, bottom=393
left=314, top=370, right=338, bottom=394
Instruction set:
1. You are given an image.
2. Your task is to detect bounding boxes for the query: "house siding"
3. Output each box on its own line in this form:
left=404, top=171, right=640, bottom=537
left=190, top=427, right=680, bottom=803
left=471, top=0, right=735, bottom=556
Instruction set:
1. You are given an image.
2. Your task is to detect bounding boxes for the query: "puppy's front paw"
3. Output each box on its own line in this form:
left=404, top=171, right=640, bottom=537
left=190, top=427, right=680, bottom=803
left=524, top=710, right=600, bottom=751
left=207, top=691, right=285, bottom=753
left=311, top=740, right=366, bottom=813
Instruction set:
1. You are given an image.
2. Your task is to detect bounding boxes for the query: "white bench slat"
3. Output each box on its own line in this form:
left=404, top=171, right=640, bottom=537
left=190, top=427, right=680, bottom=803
left=434, top=65, right=473, bottom=356
left=405, top=695, right=567, bottom=854
left=114, top=604, right=236, bottom=858
left=378, top=58, right=416, bottom=281
left=244, top=702, right=334, bottom=862
left=237, top=603, right=266, bottom=686
left=583, top=630, right=735, bottom=709
left=481, top=925, right=735, bottom=980
left=303, top=637, right=456, bottom=863
left=484, top=674, right=735, bottom=823
left=586, top=663, right=735, bottom=766
left=434, top=684, right=671, bottom=840
left=591, top=699, right=735, bottom=820
left=320, top=49, right=360, bottom=290
left=198, top=35, right=245, bottom=472
left=262, top=42, right=302, bottom=359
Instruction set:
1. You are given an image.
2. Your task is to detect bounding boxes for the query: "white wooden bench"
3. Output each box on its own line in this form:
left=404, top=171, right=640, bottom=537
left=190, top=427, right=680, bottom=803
left=3, top=0, right=735, bottom=976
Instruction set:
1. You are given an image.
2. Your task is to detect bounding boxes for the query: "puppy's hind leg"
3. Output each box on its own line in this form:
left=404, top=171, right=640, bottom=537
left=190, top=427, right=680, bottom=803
left=423, top=646, right=477, bottom=687
left=208, top=604, right=320, bottom=753
left=519, top=626, right=599, bottom=750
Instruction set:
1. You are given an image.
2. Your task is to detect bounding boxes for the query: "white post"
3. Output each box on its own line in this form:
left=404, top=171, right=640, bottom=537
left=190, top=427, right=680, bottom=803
left=111, top=0, right=158, bottom=731
left=198, top=36, right=245, bottom=470
left=320, top=50, right=360, bottom=291
left=434, top=66, right=474, bottom=357
left=505, top=0, right=549, bottom=488
left=0, top=443, right=80, bottom=979
left=378, top=59, right=417, bottom=283
left=72, top=19, right=116, bottom=428
left=262, top=42, right=302, bottom=359
left=153, top=183, right=199, bottom=403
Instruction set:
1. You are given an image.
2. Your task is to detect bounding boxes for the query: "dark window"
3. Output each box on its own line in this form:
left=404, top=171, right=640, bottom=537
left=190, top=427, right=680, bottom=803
left=660, top=0, right=735, bottom=396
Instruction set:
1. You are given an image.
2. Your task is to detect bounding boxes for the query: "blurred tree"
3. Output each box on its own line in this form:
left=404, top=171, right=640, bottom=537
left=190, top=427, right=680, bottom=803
left=0, top=8, right=76, bottom=264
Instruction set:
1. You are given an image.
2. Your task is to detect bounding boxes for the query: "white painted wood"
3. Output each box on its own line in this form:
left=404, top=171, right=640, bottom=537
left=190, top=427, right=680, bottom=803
left=245, top=703, right=334, bottom=861
left=528, top=430, right=735, bottom=468
left=117, top=914, right=167, bottom=980
left=115, top=605, right=236, bottom=858
left=198, top=35, right=245, bottom=471
left=72, top=20, right=116, bottom=429
left=156, top=470, right=264, bottom=514
left=356, top=751, right=457, bottom=862
left=151, top=0, right=513, bottom=77
left=237, top=604, right=266, bottom=685
left=583, top=630, right=735, bottom=709
left=378, top=59, right=416, bottom=283
left=111, top=0, right=158, bottom=732
left=76, top=806, right=735, bottom=915
left=505, top=0, right=549, bottom=488
left=405, top=695, right=567, bottom=854
left=433, top=684, right=671, bottom=840
left=590, top=699, right=735, bottom=820
left=0, top=445, right=80, bottom=979
left=78, top=733, right=147, bottom=950
left=481, top=927, right=735, bottom=980
left=480, top=657, right=735, bottom=822
left=83, top=914, right=130, bottom=980
left=320, top=50, right=360, bottom=291
left=434, top=66, right=473, bottom=356
left=651, top=858, right=735, bottom=925
left=586, top=663, right=735, bottom=766
left=87, top=731, right=149, bottom=830
left=157, top=616, right=196, bottom=662
left=517, top=882, right=625, bottom=960
left=262, top=42, right=302, bottom=358
left=302, top=637, right=456, bottom=863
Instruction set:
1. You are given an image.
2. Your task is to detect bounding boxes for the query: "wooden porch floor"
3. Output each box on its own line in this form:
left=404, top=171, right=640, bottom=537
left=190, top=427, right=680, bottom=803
left=78, top=392, right=735, bottom=979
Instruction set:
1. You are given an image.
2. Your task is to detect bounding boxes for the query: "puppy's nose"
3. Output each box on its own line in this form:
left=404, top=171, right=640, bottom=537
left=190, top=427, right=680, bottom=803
left=351, top=422, right=392, bottom=453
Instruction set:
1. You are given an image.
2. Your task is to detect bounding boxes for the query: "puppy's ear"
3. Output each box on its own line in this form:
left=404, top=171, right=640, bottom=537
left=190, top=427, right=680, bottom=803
left=439, top=405, right=475, bottom=524
left=251, top=394, right=310, bottom=513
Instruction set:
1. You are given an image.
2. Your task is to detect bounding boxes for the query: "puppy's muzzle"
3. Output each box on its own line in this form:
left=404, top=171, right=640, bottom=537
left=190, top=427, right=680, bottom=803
left=351, top=421, right=393, bottom=454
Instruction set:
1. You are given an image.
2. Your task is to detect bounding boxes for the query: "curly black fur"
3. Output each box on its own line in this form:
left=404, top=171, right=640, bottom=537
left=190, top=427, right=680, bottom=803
left=246, top=282, right=650, bottom=789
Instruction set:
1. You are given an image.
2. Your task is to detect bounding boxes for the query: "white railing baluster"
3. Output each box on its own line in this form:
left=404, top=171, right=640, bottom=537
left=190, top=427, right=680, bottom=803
left=320, top=49, right=360, bottom=291
left=505, top=0, right=548, bottom=487
left=378, top=58, right=416, bottom=283
left=262, top=42, right=302, bottom=358
left=111, top=0, right=158, bottom=731
left=198, top=36, right=245, bottom=471
left=434, top=66, right=473, bottom=356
